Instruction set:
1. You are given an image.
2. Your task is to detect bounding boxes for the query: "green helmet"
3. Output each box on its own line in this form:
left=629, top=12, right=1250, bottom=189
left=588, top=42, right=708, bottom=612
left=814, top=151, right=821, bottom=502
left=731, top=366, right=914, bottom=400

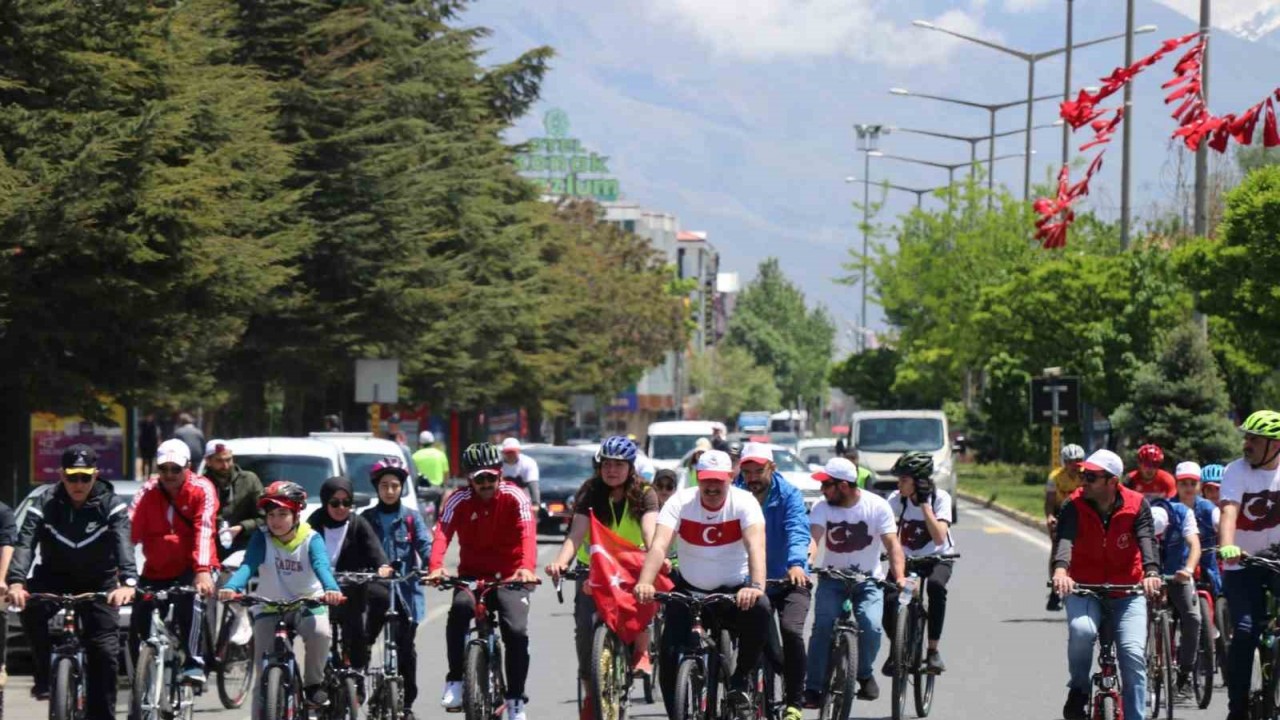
left=891, top=451, right=934, bottom=480
left=1241, top=410, right=1280, bottom=440
left=461, top=442, right=502, bottom=473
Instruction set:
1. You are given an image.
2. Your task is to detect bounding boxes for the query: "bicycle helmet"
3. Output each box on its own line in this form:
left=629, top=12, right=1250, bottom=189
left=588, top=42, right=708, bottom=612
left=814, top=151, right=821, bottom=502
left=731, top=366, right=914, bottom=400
left=1201, top=464, right=1225, bottom=485
left=891, top=451, right=934, bottom=480
left=1060, top=444, right=1086, bottom=464
left=462, top=442, right=502, bottom=475
left=258, top=481, right=307, bottom=514
left=1241, top=410, right=1280, bottom=440
left=1137, top=444, right=1165, bottom=465
left=369, top=455, right=409, bottom=484
left=599, top=435, right=638, bottom=463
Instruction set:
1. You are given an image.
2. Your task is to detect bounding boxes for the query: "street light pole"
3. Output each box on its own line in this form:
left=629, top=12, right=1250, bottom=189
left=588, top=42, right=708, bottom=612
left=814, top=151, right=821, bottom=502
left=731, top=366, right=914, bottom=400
left=1063, top=0, right=1074, bottom=167
left=1193, top=0, right=1210, bottom=237
left=854, top=124, right=888, bottom=353
left=1121, top=0, right=1135, bottom=249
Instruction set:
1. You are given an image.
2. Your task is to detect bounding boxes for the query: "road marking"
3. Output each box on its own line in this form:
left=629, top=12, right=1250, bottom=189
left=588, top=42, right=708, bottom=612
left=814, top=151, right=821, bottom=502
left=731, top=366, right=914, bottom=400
left=961, top=500, right=1052, bottom=551
left=983, top=526, right=1012, bottom=534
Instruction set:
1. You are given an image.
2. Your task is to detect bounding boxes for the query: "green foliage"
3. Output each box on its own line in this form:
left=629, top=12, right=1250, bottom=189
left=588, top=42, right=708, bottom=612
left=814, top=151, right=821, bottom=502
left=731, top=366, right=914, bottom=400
left=829, top=347, right=914, bottom=410
left=689, top=346, right=782, bottom=424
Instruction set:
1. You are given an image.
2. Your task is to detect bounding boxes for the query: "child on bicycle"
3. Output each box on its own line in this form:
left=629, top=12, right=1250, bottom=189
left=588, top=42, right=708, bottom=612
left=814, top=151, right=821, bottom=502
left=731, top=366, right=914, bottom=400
left=219, top=481, right=343, bottom=711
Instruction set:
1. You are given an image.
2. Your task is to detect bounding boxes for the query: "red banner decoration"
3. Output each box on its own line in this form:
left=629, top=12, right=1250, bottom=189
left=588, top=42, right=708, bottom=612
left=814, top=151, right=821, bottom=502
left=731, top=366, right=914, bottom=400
left=587, top=511, right=673, bottom=644
left=1034, top=32, right=1280, bottom=248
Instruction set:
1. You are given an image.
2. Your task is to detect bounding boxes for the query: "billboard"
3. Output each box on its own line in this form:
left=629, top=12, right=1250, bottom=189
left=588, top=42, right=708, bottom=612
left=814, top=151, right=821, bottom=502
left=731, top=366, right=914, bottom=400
left=30, top=403, right=128, bottom=484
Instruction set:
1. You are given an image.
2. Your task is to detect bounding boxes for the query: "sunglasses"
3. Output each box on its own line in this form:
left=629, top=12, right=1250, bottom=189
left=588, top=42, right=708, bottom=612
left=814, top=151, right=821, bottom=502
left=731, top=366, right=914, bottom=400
left=1081, top=471, right=1109, bottom=484
left=64, top=474, right=94, bottom=485
left=327, top=498, right=354, bottom=508
left=471, top=473, right=499, bottom=485
left=654, top=483, right=675, bottom=492
left=158, top=465, right=185, bottom=475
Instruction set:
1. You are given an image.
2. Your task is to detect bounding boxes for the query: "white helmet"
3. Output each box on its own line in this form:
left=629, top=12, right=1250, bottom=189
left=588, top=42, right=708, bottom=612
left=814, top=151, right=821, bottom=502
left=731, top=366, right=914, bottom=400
left=419, top=431, right=435, bottom=445
left=1151, top=505, right=1169, bottom=538
left=1061, top=444, right=1086, bottom=464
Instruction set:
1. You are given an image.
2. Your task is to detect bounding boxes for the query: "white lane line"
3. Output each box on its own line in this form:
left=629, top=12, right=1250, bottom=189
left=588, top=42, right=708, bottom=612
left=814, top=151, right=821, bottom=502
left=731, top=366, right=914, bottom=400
left=961, top=500, right=1052, bottom=551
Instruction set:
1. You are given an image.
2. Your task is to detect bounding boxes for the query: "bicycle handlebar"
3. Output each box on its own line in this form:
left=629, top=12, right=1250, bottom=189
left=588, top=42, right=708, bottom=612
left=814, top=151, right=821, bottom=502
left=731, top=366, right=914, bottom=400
left=551, top=565, right=591, bottom=604
left=1049, top=582, right=1144, bottom=596
left=814, top=567, right=885, bottom=587
left=427, top=576, right=542, bottom=593
left=334, top=572, right=414, bottom=585
left=28, top=592, right=112, bottom=605
left=1243, top=555, right=1280, bottom=574
left=652, top=591, right=738, bottom=609
left=138, top=585, right=199, bottom=601
left=221, top=594, right=334, bottom=609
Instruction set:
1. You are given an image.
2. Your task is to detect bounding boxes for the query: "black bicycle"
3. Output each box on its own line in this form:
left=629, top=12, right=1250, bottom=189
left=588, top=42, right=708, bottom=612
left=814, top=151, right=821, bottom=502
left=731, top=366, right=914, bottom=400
left=653, top=591, right=739, bottom=720
left=1240, top=554, right=1280, bottom=720
left=225, top=594, right=334, bottom=720
left=1146, top=578, right=1176, bottom=720
left=1056, top=582, right=1144, bottom=720
left=29, top=592, right=112, bottom=720
left=747, top=579, right=791, bottom=720
left=340, top=571, right=414, bottom=720
left=205, top=564, right=256, bottom=709
left=813, top=568, right=888, bottom=720
left=889, top=553, right=959, bottom=720
left=129, top=585, right=199, bottom=720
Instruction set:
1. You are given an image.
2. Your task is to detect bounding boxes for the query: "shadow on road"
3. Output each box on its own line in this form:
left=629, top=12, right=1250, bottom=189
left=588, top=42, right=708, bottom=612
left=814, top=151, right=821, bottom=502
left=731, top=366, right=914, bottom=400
left=1001, top=617, right=1067, bottom=624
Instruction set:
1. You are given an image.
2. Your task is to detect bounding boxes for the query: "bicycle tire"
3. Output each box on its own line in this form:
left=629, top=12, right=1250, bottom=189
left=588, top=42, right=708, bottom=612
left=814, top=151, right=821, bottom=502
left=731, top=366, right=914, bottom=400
left=1195, top=594, right=1214, bottom=709
left=673, top=658, right=705, bottom=720
left=647, top=614, right=662, bottom=705
left=591, top=624, right=626, bottom=720
left=491, top=640, right=508, bottom=711
left=913, top=603, right=936, bottom=718
left=1217, top=596, right=1232, bottom=686
left=819, top=629, right=856, bottom=720
left=1150, top=613, right=1173, bottom=720
left=464, top=643, right=491, bottom=720
left=262, top=666, right=289, bottom=720
left=330, top=676, right=360, bottom=720
left=891, top=610, right=909, bottom=720
left=1262, top=637, right=1280, bottom=720
left=50, top=657, right=77, bottom=720
left=1097, top=692, right=1119, bottom=720
left=130, top=644, right=166, bottom=720
left=176, top=684, right=194, bottom=720
left=215, top=612, right=255, bottom=709
left=381, top=676, right=404, bottom=720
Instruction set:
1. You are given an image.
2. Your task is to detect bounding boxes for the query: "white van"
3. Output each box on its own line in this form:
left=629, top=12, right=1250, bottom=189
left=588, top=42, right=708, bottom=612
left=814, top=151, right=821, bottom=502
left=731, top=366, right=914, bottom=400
left=645, top=420, right=727, bottom=471
left=849, top=410, right=955, bottom=499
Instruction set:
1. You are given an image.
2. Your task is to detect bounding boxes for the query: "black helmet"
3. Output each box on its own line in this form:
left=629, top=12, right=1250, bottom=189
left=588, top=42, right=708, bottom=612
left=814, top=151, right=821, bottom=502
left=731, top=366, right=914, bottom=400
left=891, top=451, right=934, bottom=481
left=462, top=442, right=502, bottom=473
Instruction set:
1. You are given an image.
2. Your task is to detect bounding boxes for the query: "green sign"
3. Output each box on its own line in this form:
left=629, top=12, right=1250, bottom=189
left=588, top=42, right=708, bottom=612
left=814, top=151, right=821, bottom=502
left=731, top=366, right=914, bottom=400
left=514, top=109, right=620, bottom=202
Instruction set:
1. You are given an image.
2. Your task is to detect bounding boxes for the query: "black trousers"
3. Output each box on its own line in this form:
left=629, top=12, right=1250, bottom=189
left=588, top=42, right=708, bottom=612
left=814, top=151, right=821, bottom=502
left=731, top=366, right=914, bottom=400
left=445, top=585, right=531, bottom=700
left=883, top=561, right=953, bottom=642
left=128, top=575, right=205, bottom=670
left=359, top=582, right=418, bottom=706
left=767, top=583, right=811, bottom=707
left=21, top=592, right=120, bottom=720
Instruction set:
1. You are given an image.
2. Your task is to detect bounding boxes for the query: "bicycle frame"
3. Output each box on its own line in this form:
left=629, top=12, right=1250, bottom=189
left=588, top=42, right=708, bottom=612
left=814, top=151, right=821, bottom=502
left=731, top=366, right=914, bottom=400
left=654, top=591, right=737, bottom=717
left=136, top=586, right=199, bottom=719
left=1066, top=583, right=1143, bottom=720
left=227, top=595, right=326, bottom=716
left=30, top=592, right=112, bottom=720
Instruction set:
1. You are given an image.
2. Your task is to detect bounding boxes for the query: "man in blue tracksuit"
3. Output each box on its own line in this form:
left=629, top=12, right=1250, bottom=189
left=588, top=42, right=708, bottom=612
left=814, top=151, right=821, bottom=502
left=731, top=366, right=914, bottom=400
left=734, top=442, right=810, bottom=720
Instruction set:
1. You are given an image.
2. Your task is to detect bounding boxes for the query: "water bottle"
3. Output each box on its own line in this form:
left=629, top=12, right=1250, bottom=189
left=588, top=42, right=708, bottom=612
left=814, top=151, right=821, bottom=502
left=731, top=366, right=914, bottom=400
left=899, top=576, right=916, bottom=606
left=219, top=520, right=233, bottom=549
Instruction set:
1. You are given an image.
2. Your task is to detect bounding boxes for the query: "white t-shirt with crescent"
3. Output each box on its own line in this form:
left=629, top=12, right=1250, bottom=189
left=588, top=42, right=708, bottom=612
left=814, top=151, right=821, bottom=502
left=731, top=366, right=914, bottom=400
left=658, top=486, right=764, bottom=591
left=809, top=491, right=897, bottom=580
left=1221, top=459, right=1280, bottom=569
left=887, top=489, right=956, bottom=557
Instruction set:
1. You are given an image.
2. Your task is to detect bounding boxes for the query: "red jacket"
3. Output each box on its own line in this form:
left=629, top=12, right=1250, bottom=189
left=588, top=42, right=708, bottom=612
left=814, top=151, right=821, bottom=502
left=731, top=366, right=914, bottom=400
left=1066, top=485, right=1149, bottom=585
left=429, top=482, right=536, bottom=578
left=129, top=472, right=220, bottom=579
left=1126, top=468, right=1176, bottom=498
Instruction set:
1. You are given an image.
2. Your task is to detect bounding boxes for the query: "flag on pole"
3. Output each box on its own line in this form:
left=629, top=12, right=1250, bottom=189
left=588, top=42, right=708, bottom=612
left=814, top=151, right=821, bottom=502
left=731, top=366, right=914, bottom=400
left=587, top=511, right=673, bottom=644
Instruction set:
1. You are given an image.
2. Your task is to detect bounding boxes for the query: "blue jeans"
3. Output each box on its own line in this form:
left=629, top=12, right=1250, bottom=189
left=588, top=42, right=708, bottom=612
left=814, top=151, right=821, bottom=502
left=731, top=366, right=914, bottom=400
left=1065, top=592, right=1147, bottom=720
left=806, top=576, right=882, bottom=689
left=1224, top=566, right=1280, bottom=717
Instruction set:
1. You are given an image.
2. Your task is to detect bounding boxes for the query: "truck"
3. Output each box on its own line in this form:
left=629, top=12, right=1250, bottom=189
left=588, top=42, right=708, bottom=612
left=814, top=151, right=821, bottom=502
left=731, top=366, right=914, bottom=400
left=847, top=410, right=956, bottom=500
left=736, top=411, right=771, bottom=435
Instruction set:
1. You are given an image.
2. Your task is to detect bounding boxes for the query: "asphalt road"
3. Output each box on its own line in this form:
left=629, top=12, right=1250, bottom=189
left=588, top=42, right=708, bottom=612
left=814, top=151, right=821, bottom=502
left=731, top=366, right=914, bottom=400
left=2, top=499, right=1228, bottom=719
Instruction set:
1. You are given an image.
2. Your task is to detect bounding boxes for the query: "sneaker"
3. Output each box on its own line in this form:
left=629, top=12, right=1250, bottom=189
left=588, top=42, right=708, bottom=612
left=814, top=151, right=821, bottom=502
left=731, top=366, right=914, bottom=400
left=727, top=688, right=753, bottom=720
left=31, top=685, right=51, bottom=701
left=505, top=698, right=528, bottom=720
left=1063, top=688, right=1089, bottom=720
left=1176, top=671, right=1192, bottom=696
left=801, top=688, right=822, bottom=709
left=304, top=684, right=328, bottom=707
left=925, top=650, right=946, bottom=674
left=856, top=676, right=880, bottom=701
left=441, top=681, right=463, bottom=710
left=180, top=664, right=206, bottom=685
left=881, top=656, right=898, bottom=677
left=1047, top=591, right=1063, bottom=612
left=782, top=706, right=804, bottom=720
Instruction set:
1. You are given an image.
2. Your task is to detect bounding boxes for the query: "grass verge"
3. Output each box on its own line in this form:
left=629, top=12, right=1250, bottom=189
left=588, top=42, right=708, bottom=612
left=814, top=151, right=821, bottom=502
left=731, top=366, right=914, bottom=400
left=956, top=463, right=1051, bottom=519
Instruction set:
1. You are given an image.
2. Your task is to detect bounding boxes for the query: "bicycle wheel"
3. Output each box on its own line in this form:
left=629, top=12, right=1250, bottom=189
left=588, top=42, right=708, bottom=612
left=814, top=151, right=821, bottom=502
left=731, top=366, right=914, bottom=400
left=890, top=610, right=909, bottom=720
left=1096, top=692, right=1119, bottom=720
left=673, top=658, right=705, bottom=720
left=491, top=640, right=508, bottom=711
left=215, top=611, right=255, bottom=709
left=262, top=666, right=289, bottom=720
left=913, top=605, right=936, bottom=718
left=175, top=683, right=195, bottom=720
left=1217, top=596, right=1232, bottom=685
left=130, top=645, right=164, bottom=720
left=591, top=624, right=626, bottom=720
left=1195, top=594, right=1214, bottom=709
left=330, top=676, right=360, bottom=720
left=378, top=676, right=404, bottom=720
left=1262, top=637, right=1280, bottom=720
left=1151, top=614, right=1174, bottom=720
left=50, top=657, right=77, bottom=720
left=646, top=615, right=662, bottom=705
left=819, top=629, right=856, bottom=720
left=463, top=644, right=491, bottom=720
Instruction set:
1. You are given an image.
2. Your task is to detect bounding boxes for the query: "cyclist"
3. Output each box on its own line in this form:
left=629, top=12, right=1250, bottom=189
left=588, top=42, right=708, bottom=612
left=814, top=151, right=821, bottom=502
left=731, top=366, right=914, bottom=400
left=1046, top=444, right=1086, bottom=610
left=803, top=456, right=906, bottom=708
left=362, top=455, right=433, bottom=716
left=652, top=469, right=678, bottom=508
left=731, top=442, right=810, bottom=720
left=1152, top=462, right=1203, bottom=695
left=1051, top=449, right=1163, bottom=720
left=1216, top=410, right=1280, bottom=720
left=305, top=476, right=393, bottom=672
left=634, top=449, right=770, bottom=720
left=427, top=443, right=538, bottom=720
left=7, top=444, right=138, bottom=718
left=883, top=451, right=955, bottom=675
left=501, top=438, right=541, bottom=505
left=1127, top=443, right=1176, bottom=499
left=128, top=439, right=221, bottom=684
left=219, top=481, right=343, bottom=710
left=1176, top=461, right=1220, bottom=596
left=1201, top=463, right=1224, bottom=506
left=413, top=431, right=450, bottom=488
left=727, top=439, right=743, bottom=475
left=545, top=435, right=660, bottom=720
left=202, top=439, right=263, bottom=559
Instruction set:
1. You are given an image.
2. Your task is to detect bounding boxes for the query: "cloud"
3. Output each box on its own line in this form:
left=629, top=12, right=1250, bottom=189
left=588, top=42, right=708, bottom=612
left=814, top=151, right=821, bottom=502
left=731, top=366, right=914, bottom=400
left=1153, top=0, right=1280, bottom=40
left=646, top=0, right=1000, bottom=67
left=1001, top=0, right=1052, bottom=11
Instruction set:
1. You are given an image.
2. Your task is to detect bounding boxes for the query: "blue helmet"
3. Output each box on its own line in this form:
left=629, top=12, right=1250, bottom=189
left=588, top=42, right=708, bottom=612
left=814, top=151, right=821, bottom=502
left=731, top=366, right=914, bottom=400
left=1201, top=463, right=1225, bottom=485
left=599, top=435, right=638, bottom=463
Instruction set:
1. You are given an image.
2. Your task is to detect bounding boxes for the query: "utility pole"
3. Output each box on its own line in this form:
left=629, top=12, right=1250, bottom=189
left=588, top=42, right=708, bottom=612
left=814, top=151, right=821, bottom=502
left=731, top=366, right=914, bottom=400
left=1063, top=0, right=1074, bottom=167
left=1120, top=0, right=1135, bottom=249
left=854, top=124, right=888, bottom=353
left=1193, top=0, right=1211, bottom=238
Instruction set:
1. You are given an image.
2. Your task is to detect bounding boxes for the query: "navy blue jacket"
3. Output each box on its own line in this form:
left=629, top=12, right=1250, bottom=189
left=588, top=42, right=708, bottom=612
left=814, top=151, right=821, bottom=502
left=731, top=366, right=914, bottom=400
left=733, top=471, right=809, bottom=579
left=1189, top=496, right=1221, bottom=594
left=1152, top=497, right=1195, bottom=576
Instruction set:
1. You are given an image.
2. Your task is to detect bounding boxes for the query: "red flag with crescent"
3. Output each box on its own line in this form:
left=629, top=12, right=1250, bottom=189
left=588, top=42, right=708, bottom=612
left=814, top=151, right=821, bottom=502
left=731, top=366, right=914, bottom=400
left=587, top=511, right=673, bottom=644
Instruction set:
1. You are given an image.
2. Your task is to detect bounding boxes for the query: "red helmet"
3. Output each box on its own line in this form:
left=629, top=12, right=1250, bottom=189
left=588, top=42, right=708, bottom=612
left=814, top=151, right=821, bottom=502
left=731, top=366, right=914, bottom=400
left=1137, top=444, right=1164, bottom=465
left=258, top=480, right=307, bottom=513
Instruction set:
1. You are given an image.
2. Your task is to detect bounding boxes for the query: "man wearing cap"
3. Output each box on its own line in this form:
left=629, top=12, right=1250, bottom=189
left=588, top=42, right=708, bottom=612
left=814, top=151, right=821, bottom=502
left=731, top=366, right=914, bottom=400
left=203, top=439, right=263, bottom=559
left=413, top=431, right=450, bottom=488
left=128, top=439, right=221, bottom=684
left=804, top=457, right=905, bottom=707
left=1153, top=461, right=1204, bottom=694
left=1051, top=449, right=1162, bottom=720
left=635, top=449, right=769, bottom=720
left=500, top=438, right=540, bottom=505
left=732, top=442, right=810, bottom=720
left=7, top=444, right=137, bottom=717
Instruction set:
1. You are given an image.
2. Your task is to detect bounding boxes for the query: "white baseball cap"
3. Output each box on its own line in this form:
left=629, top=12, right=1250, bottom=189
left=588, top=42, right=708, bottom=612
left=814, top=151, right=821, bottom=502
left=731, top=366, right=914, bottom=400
left=1175, top=461, right=1202, bottom=481
left=1151, top=505, right=1169, bottom=537
left=813, top=457, right=860, bottom=484
left=695, top=450, right=733, bottom=481
left=204, top=439, right=230, bottom=458
left=739, top=442, right=773, bottom=466
left=419, top=431, right=435, bottom=445
left=501, top=438, right=521, bottom=452
left=156, top=438, right=191, bottom=468
left=1080, top=449, right=1123, bottom=479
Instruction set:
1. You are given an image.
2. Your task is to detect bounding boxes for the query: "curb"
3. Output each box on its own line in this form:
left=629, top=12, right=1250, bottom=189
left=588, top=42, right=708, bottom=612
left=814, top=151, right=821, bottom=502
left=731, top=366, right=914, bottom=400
left=956, top=489, right=1049, bottom=535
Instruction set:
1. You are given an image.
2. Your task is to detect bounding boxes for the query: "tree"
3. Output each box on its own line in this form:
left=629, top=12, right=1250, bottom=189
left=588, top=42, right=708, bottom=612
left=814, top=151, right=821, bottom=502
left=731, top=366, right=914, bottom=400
left=1112, top=321, right=1238, bottom=463
left=689, top=346, right=782, bottom=424
left=828, top=347, right=914, bottom=410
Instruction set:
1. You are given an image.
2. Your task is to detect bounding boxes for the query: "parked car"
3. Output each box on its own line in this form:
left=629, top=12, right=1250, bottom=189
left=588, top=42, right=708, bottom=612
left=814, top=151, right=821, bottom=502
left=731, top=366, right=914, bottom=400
left=520, top=444, right=594, bottom=535
left=796, top=438, right=841, bottom=469
left=767, top=445, right=824, bottom=511
left=645, top=420, right=726, bottom=471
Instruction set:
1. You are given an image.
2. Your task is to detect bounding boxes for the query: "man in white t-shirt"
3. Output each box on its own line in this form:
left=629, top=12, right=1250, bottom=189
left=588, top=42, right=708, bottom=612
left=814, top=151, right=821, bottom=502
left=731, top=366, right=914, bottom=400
left=635, top=450, right=768, bottom=720
left=500, top=438, right=540, bottom=505
left=1218, top=410, right=1280, bottom=720
left=803, top=457, right=906, bottom=708
left=883, top=451, right=956, bottom=676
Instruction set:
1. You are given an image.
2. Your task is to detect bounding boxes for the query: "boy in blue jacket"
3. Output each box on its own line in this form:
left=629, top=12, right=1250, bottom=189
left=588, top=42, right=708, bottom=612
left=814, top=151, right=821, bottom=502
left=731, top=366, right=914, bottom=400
left=734, top=442, right=810, bottom=720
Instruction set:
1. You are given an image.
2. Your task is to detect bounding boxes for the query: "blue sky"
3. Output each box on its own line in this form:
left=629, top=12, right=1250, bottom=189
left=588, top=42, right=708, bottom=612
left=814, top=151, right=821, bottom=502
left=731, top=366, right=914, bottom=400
left=463, top=0, right=1280, bottom=352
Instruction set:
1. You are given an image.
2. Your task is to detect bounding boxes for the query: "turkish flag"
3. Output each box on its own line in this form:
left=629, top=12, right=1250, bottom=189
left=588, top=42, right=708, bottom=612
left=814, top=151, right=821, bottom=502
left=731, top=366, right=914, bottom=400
left=588, top=511, right=672, bottom=644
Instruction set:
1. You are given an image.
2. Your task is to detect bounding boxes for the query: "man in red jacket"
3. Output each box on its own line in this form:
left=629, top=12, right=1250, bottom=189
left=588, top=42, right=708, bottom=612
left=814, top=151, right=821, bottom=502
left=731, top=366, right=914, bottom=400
left=1051, top=449, right=1162, bottom=720
left=426, top=443, right=537, bottom=720
left=128, top=439, right=220, bottom=684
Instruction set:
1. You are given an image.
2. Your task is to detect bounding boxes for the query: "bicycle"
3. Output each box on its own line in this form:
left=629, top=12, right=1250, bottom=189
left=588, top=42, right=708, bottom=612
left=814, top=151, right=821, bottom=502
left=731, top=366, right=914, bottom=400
left=1058, top=583, right=1144, bottom=720
left=1240, top=554, right=1280, bottom=720
left=1177, top=577, right=1216, bottom=710
left=811, top=568, right=890, bottom=720
left=431, top=576, right=540, bottom=720
left=129, top=584, right=199, bottom=720
left=888, top=553, right=959, bottom=720
left=29, top=592, right=112, bottom=720
left=339, top=571, right=415, bottom=720
left=1146, top=579, right=1176, bottom=720
left=206, top=559, right=256, bottom=709
left=224, top=594, right=332, bottom=720
left=746, top=579, right=791, bottom=720
left=653, top=590, right=739, bottom=720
